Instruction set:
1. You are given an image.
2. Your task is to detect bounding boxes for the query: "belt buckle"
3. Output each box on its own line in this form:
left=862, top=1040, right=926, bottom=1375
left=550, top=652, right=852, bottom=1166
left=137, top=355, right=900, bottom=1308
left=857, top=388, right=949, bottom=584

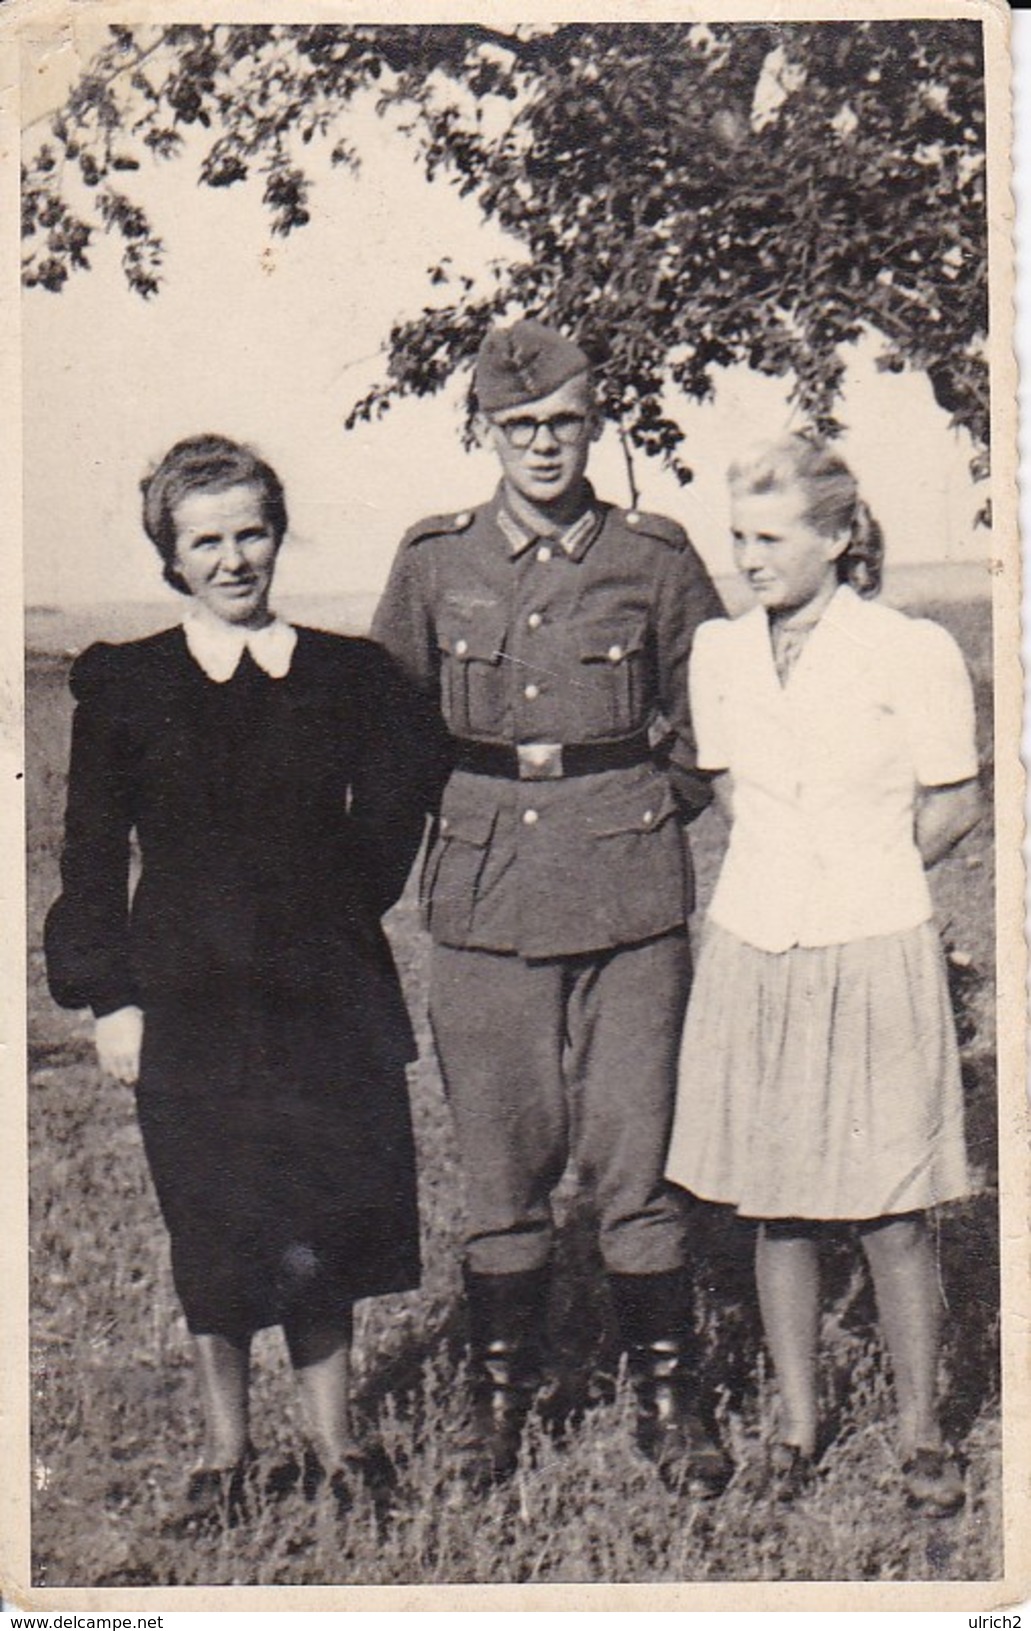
left=517, top=742, right=564, bottom=780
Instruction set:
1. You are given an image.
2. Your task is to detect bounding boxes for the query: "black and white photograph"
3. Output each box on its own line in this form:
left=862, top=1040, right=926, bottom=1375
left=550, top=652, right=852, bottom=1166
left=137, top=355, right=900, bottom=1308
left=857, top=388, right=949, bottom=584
left=2, top=0, right=1026, bottom=1611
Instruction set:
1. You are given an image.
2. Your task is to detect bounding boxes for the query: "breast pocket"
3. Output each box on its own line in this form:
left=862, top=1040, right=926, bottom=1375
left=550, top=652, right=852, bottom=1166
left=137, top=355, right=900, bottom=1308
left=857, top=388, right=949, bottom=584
left=437, top=605, right=508, bottom=738
left=574, top=617, right=650, bottom=739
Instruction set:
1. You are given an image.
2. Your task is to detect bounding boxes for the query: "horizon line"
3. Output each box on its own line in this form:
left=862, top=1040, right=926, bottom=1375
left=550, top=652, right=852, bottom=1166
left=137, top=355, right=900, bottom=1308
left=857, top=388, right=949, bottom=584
left=25, top=558, right=992, bottom=616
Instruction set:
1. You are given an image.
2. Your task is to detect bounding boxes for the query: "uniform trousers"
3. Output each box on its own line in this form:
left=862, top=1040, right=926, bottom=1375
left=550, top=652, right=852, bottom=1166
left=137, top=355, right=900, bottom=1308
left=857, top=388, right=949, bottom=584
left=429, top=930, right=692, bottom=1276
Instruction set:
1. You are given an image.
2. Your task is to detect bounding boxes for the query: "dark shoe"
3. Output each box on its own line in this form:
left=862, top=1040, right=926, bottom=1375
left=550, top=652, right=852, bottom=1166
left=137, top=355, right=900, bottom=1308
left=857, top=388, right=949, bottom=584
left=263, top=1454, right=303, bottom=1503
left=766, top=1441, right=816, bottom=1504
left=164, top=1448, right=253, bottom=1536
left=610, top=1271, right=733, bottom=1499
left=458, top=1267, right=549, bottom=1491
left=327, top=1455, right=367, bottom=1520
left=458, top=1339, right=542, bottom=1491
left=902, top=1446, right=966, bottom=1515
left=629, top=1339, right=733, bottom=1497
left=303, top=1443, right=400, bottom=1523
left=300, top=1444, right=328, bottom=1503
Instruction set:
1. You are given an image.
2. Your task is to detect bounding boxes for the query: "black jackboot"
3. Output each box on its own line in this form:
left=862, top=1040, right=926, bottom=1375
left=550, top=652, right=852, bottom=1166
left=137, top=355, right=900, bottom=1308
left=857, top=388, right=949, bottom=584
left=609, top=1269, right=732, bottom=1498
left=458, top=1266, right=549, bottom=1490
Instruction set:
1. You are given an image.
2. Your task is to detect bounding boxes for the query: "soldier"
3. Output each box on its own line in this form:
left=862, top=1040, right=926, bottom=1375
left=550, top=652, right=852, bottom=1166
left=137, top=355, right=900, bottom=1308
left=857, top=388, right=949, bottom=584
left=372, top=319, right=729, bottom=1495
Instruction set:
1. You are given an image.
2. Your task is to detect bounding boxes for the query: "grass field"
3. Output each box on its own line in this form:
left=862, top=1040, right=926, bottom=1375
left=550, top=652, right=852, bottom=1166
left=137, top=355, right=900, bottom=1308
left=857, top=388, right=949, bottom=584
left=24, top=595, right=1000, bottom=1589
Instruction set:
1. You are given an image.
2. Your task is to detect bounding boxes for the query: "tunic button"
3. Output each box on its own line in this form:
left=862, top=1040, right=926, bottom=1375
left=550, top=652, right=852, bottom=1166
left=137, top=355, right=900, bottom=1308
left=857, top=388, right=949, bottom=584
left=455, top=638, right=469, bottom=656
left=527, top=612, right=542, bottom=630
left=642, top=809, right=654, bottom=825
left=607, top=644, right=623, bottom=663
left=522, top=808, right=539, bottom=826
left=524, top=683, right=540, bottom=700
left=627, top=511, right=640, bottom=525
left=536, top=545, right=553, bottom=562
left=454, top=511, right=471, bottom=528
left=440, top=817, right=449, bottom=832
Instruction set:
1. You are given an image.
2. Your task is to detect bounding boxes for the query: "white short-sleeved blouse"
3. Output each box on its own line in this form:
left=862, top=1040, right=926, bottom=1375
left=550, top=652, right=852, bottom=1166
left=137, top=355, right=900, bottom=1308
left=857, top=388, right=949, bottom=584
left=692, top=585, right=979, bottom=952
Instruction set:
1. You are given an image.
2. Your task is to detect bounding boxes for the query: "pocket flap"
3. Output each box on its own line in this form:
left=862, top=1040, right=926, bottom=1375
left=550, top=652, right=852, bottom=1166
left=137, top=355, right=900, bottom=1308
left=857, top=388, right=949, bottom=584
left=438, top=604, right=507, bottom=664
left=588, top=779, right=680, bottom=837
left=578, top=616, right=649, bottom=665
left=437, top=787, right=498, bottom=847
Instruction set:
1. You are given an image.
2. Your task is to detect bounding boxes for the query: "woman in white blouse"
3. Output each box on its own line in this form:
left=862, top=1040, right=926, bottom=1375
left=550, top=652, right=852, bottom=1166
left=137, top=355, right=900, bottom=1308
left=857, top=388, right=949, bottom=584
left=666, top=435, right=982, bottom=1513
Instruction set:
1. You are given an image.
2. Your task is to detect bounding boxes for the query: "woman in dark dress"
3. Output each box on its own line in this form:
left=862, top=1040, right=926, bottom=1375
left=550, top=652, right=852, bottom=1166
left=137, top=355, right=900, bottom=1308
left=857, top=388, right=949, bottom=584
left=45, top=435, right=442, bottom=1516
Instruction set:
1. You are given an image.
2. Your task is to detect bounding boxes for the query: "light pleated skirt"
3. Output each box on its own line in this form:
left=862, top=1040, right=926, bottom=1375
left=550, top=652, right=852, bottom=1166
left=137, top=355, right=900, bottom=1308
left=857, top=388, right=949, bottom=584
left=666, top=920, right=970, bottom=1220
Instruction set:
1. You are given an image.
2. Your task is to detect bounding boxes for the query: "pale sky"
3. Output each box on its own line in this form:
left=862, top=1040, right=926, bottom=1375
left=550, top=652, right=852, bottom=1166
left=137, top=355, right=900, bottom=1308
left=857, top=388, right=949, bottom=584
left=22, top=40, right=989, bottom=609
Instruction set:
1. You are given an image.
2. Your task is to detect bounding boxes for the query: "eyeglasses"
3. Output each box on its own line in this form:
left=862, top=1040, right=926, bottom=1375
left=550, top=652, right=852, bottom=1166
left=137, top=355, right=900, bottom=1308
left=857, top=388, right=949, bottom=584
left=492, top=412, right=589, bottom=450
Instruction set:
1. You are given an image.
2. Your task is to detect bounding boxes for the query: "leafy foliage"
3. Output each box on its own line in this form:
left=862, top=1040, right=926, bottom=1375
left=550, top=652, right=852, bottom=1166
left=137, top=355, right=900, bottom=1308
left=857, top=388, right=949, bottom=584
left=22, top=22, right=988, bottom=479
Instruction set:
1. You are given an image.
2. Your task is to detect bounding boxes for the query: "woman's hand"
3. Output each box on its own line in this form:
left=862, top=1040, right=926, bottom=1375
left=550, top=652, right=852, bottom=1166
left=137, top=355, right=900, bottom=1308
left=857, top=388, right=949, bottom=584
left=94, top=1005, right=144, bottom=1084
left=915, top=778, right=983, bottom=868
left=710, top=771, right=735, bottom=824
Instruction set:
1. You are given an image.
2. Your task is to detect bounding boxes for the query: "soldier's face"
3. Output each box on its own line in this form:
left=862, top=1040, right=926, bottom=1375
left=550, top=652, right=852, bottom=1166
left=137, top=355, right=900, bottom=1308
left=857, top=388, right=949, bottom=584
left=484, top=374, right=597, bottom=510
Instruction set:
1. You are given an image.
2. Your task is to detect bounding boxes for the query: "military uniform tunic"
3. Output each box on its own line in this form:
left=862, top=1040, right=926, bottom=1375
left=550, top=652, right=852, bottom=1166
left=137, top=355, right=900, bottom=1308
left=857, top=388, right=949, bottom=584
left=373, top=484, right=724, bottom=1274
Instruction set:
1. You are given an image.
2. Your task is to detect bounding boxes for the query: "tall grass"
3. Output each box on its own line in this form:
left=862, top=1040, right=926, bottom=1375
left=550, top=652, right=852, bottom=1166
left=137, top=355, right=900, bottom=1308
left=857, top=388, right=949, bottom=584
left=25, top=598, right=1001, bottom=1586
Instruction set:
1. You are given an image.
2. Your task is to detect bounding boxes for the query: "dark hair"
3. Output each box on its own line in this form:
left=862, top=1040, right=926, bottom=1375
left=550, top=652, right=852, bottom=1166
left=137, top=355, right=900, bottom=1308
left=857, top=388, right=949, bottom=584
left=141, top=435, right=288, bottom=594
left=727, top=434, right=884, bottom=598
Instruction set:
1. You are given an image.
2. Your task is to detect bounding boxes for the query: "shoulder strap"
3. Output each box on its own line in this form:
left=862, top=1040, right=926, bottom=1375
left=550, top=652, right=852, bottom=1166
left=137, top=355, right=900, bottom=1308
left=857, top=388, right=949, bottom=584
left=619, top=508, right=689, bottom=550
left=400, top=508, right=477, bottom=548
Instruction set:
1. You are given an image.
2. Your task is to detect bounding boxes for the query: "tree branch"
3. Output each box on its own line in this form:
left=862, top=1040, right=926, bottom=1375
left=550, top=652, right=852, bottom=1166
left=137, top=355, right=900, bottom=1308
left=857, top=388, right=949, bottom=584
left=460, top=23, right=567, bottom=61
left=618, top=425, right=640, bottom=510
left=23, top=33, right=169, bottom=136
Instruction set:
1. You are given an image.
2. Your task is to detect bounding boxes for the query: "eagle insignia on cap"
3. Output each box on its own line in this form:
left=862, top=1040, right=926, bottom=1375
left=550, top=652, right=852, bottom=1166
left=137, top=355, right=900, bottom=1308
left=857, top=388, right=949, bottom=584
left=474, top=319, right=590, bottom=413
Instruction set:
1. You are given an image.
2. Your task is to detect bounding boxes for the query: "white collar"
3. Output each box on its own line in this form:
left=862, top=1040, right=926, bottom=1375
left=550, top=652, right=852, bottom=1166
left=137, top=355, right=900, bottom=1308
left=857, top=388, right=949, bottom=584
left=182, top=606, right=298, bottom=683
left=753, top=583, right=862, bottom=639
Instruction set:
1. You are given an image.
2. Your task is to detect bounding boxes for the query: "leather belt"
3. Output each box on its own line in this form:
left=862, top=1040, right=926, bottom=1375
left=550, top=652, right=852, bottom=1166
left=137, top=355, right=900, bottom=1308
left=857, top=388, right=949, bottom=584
left=453, top=733, right=653, bottom=781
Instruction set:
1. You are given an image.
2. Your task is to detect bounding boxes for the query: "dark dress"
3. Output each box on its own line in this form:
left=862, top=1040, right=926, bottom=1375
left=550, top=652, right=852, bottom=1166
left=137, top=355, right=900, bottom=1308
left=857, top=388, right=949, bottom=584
left=45, top=625, right=445, bottom=1338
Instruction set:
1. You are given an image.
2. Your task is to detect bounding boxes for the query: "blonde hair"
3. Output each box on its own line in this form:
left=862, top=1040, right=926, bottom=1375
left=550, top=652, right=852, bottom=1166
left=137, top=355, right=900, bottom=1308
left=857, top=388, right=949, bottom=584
left=727, top=435, right=883, bottom=597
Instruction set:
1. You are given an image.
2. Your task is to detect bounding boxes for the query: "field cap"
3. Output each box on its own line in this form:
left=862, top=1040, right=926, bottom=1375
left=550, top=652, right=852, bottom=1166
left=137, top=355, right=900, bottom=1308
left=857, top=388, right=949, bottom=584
left=474, top=319, right=590, bottom=413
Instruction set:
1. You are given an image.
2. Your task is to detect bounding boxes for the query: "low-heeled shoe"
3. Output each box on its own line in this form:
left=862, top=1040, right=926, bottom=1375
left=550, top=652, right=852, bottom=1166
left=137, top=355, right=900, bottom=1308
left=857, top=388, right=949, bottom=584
left=766, top=1441, right=817, bottom=1503
left=901, top=1446, right=966, bottom=1515
left=164, top=1448, right=254, bottom=1537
